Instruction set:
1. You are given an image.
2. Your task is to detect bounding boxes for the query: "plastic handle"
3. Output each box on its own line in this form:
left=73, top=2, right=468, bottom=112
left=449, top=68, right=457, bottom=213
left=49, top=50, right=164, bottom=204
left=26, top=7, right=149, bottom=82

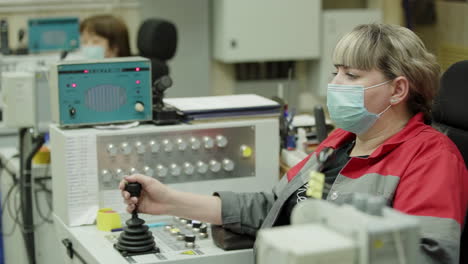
left=125, top=182, right=142, bottom=197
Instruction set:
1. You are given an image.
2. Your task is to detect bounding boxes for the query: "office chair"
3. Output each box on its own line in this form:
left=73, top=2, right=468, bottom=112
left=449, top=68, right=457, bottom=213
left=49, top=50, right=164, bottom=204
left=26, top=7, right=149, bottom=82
left=137, top=18, right=177, bottom=82
left=432, top=60, right=468, bottom=264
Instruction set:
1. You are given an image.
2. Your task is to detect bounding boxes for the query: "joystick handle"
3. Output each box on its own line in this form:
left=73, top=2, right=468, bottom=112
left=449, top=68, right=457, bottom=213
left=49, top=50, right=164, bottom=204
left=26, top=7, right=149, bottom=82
left=125, top=182, right=142, bottom=198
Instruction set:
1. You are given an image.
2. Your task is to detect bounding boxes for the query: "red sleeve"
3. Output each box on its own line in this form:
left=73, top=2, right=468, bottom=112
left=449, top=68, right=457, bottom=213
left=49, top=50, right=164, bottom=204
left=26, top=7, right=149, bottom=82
left=393, top=148, right=468, bottom=225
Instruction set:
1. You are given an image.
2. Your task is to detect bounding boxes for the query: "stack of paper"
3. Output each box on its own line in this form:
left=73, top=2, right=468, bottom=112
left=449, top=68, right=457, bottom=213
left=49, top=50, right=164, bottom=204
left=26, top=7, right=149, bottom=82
left=164, top=94, right=280, bottom=120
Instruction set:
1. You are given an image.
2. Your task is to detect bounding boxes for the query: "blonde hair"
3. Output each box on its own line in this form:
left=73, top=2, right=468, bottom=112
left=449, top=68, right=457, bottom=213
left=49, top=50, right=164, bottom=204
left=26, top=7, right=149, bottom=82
left=332, top=23, right=440, bottom=122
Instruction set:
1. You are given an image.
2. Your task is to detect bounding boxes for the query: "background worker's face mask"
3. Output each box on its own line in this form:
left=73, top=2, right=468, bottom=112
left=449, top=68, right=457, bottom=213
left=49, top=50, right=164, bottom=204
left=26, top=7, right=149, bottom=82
left=327, top=80, right=392, bottom=135
left=81, top=45, right=105, bottom=60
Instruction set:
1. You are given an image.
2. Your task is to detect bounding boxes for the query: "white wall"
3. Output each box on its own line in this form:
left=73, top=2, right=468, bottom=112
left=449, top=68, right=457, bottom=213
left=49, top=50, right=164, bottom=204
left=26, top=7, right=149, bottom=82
left=1, top=0, right=213, bottom=99
left=0, top=0, right=395, bottom=109
left=309, top=9, right=383, bottom=98
left=139, top=0, right=212, bottom=98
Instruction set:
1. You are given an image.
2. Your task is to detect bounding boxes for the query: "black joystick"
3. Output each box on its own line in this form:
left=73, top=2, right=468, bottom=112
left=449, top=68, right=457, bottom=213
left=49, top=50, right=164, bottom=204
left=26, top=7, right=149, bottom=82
left=114, top=182, right=159, bottom=256
left=125, top=182, right=142, bottom=198
left=152, top=75, right=185, bottom=125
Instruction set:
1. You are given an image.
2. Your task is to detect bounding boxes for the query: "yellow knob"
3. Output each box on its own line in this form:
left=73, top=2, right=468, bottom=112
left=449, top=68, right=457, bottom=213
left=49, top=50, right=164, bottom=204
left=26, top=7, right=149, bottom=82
left=170, top=228, right=180, bottom=235
left=240, top=145, right=252, bottom=158
left=373, top=239, right=384, bottom=249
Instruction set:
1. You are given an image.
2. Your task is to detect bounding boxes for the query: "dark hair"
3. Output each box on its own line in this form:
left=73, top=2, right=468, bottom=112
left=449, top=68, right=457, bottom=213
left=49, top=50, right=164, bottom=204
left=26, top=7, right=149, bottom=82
left=80, top=15, right=131, bottom=57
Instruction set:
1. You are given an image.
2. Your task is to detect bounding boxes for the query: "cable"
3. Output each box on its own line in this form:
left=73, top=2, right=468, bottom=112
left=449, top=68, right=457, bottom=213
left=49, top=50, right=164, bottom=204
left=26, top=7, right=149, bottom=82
left=0, top=153, right=21, bottom=238
left=13, top=181, right=28, bottom=230
left=1, top=164, right=53, bottom=235
left=33, top=176, right=53, bottom=224
left=6, top=184, right=24, bottom=235
left=19, top=128, right=45, bottom=264
left=33, top=165, right=53, bottom=224
left=33, top=189, right=52, bottom=224
left=34, top=176, right=51, bottom=182
left=0, top=153, right=20, bottom=184
left=0, top=132, right=50, bottom=264
left=1, top=182, right=19, bottom=237
left=8, top=187, right=53, bottom=233
left=12, top=168, right=53, bottom=231
left=8, top=180, right=50, bottom=233
left=41, top=175, right=53, bottom=212
left=0, top=157, right=19, bottom=216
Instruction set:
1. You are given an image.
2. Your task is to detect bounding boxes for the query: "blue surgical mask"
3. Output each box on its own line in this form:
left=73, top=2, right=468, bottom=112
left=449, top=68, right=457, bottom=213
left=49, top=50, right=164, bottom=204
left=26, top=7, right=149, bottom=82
left=81, top=45, right=105, bottom=59
left=327, top=80, right=392, bottom=134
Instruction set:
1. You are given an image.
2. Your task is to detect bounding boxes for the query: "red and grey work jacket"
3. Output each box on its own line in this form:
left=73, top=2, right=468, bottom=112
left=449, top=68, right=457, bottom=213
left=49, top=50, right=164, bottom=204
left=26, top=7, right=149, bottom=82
left=216, top=113, right=467, bottom=263
left=286, top=112, right=468, bottom=262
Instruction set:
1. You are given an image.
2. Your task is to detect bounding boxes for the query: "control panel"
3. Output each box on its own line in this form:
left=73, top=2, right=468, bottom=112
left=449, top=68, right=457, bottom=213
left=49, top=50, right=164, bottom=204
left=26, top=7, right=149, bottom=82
left=49, top=57, right=152, bottom=127
left=54, top=214, right=254, bottom=264
left=50, top=118, right=279, bottom=227
left=97, top=126, right=255, bottom=189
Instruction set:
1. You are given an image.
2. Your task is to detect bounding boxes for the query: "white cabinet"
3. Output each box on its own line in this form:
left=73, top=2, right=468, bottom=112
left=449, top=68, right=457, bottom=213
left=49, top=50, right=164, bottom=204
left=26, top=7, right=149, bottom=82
left=312, top=9, right=382, bottom=97
left=213, top=0, right=321, bottom=63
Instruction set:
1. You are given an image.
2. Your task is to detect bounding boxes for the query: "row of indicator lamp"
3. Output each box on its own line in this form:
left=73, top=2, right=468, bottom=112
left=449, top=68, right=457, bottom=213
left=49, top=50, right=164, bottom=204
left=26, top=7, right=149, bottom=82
left=66, top=67, right=143, bottom=87
left=81, top=67, right=141, bottom=73
left=67, top=79, right=141, bottom=88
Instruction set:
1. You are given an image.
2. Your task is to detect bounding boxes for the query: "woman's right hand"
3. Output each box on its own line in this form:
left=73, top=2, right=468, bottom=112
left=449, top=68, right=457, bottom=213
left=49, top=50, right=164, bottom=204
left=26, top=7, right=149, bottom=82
left=119, top=174, right=172, bottom=215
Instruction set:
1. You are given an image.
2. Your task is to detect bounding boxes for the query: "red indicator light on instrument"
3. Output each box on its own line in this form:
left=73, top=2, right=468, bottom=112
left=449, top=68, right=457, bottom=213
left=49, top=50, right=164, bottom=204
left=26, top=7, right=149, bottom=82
left=84, top=69, right=89, bottom=73
left=135, top=67, right=140, bottom=71
left=72, top=83, right=77, bottom=88
left=136, top=80, right=141, bottom=84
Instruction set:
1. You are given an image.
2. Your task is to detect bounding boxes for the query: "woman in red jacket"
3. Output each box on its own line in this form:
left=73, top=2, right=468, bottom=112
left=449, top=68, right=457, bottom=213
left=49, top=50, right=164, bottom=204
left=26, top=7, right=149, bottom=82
left=120, top=24, right=468, bottom=263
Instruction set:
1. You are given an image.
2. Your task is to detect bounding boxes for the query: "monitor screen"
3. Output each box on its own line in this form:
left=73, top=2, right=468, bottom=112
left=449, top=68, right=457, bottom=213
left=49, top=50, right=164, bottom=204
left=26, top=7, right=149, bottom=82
left=28, top=17, right=80, bottom=53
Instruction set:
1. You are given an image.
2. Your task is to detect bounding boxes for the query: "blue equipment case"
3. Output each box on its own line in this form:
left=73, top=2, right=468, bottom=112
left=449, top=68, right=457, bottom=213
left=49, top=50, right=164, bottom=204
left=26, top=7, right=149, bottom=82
left=49, top=57, right=153, bottom=127
left=28, top=17, right=79, bottom=53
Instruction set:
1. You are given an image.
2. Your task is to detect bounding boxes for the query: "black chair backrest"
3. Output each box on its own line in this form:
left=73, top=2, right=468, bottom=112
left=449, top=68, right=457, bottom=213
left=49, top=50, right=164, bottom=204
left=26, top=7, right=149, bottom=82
left=432, top=60, right=468, bottom=264
left=137, top=18, right=177, bottom=82
left=433, top=60, right=468, bottom=165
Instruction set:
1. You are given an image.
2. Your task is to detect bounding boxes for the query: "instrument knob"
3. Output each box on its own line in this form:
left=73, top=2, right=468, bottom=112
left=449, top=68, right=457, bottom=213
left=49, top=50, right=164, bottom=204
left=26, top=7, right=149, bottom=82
left=209, top=160, right=221, bottom=173
left=134, top=102, right=144, bottom=112
left=216, top=135, right=228, bottom=148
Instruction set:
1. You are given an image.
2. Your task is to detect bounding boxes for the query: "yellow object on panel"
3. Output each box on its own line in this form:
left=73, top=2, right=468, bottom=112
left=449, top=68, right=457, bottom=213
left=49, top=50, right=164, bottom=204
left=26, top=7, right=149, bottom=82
left=96, top=208, right=122, bottom=232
